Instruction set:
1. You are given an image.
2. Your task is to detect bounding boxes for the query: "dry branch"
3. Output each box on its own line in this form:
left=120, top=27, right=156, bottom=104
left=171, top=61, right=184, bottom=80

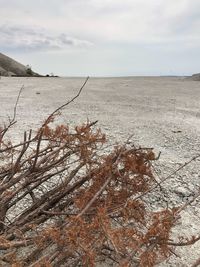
left=0, top=85, right=24, bottom=140
left=0, top=78, right=200, bottom=266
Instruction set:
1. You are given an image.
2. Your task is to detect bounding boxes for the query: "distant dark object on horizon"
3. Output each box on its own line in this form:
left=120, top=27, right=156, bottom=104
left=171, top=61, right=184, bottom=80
left=0, top=52, right=42, bottom=77
left=188, top=73, right=200, bottom=81
left=45, top=74, right=59, bottom=77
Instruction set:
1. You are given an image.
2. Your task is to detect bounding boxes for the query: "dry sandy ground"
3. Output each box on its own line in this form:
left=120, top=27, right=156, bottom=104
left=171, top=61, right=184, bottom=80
left=0, top=76, right=200, bottom=266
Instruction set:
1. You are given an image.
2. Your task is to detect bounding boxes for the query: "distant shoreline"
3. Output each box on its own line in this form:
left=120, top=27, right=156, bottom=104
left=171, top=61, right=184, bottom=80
left=0, top=75, right=190, bottom=79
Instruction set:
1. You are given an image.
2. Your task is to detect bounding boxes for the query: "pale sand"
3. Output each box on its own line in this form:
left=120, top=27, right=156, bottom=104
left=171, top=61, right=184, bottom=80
left=0, top=76, right=200, bottom=266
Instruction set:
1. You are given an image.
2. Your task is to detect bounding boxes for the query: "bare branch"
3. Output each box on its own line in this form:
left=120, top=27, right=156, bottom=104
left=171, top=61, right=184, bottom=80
left=42, top=76, right=89, bottom=127
left=0, top=85, right=24, bottom=139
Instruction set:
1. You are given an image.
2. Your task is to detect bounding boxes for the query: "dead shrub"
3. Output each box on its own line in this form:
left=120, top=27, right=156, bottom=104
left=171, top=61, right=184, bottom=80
left=0, top=79, right=199, bottom=266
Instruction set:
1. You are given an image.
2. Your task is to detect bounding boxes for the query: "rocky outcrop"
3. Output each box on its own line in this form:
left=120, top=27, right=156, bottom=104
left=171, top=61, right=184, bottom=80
left=189, top=73, right=200, bottom=81
left=0, top=53, right=40, bottom=77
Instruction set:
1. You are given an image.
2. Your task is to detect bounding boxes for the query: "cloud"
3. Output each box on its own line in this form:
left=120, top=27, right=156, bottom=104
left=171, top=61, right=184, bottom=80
left=0, top=0, right=200, bottom=46
left=0, top=0, right=200, bottom=76
left=0, top=24, right=93, bottom=52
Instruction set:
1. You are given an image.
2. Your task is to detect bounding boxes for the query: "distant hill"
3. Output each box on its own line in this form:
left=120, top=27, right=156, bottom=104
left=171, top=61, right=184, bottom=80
left=189, top=73, right=200, bottom=81
left=0, top=53, right=41, bottom=77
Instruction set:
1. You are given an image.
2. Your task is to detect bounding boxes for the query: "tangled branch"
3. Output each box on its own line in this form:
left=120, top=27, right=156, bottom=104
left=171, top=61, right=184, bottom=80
left=0, top=78, right=199, bottom=266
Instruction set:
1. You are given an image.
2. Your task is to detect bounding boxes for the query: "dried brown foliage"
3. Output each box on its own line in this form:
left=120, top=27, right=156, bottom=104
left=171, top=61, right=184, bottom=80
left=0, top=80, right=200, bottom=266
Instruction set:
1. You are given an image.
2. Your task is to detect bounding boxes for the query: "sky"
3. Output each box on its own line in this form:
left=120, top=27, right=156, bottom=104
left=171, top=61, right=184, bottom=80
left=0, top=0, right=200, bottom=76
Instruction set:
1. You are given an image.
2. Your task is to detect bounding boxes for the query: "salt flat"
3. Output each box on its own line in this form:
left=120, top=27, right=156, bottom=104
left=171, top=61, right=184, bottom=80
left=1, top=76, right=200, bottom=161
left=0, top=76, right=200, bottom=265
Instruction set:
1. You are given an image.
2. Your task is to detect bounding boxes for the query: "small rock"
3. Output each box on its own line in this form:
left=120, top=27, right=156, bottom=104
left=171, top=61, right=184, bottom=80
left=172, top=130, right=182, bottom=133
left=174, top=186, right=191, bottom=198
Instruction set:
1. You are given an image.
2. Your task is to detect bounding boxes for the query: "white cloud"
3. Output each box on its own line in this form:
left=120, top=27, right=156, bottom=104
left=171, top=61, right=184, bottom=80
left=0, top=25, right=93, bottom=52
left=0, top=0, right=200, bottom=75
left=0, top=0, right=200, bottom=44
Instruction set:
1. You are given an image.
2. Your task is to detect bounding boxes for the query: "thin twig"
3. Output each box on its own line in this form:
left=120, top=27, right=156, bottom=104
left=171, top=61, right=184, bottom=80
left=13, top=85, right=24, bottom=123
left=77, top=175, right=112, bottom=218
left=162, top=235, right=200, bottom=247
left=42, top=76, right=89, bottom=127
left=1, top=85, right=24, bottom=139
left=133, top=154, right=200, bottom=202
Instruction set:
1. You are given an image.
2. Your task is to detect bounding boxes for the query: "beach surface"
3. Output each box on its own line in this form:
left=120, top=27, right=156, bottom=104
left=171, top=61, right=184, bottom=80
left=0, top=76, right=200, bottom=266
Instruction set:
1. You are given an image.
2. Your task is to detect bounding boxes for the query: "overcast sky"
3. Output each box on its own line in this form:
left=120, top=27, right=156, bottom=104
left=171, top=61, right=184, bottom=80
left=0, top=0, right=200, bottom=76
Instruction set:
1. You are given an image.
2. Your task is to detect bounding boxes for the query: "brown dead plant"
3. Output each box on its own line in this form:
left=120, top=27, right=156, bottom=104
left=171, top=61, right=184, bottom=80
left=0, top=77, right=200, bottom=266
